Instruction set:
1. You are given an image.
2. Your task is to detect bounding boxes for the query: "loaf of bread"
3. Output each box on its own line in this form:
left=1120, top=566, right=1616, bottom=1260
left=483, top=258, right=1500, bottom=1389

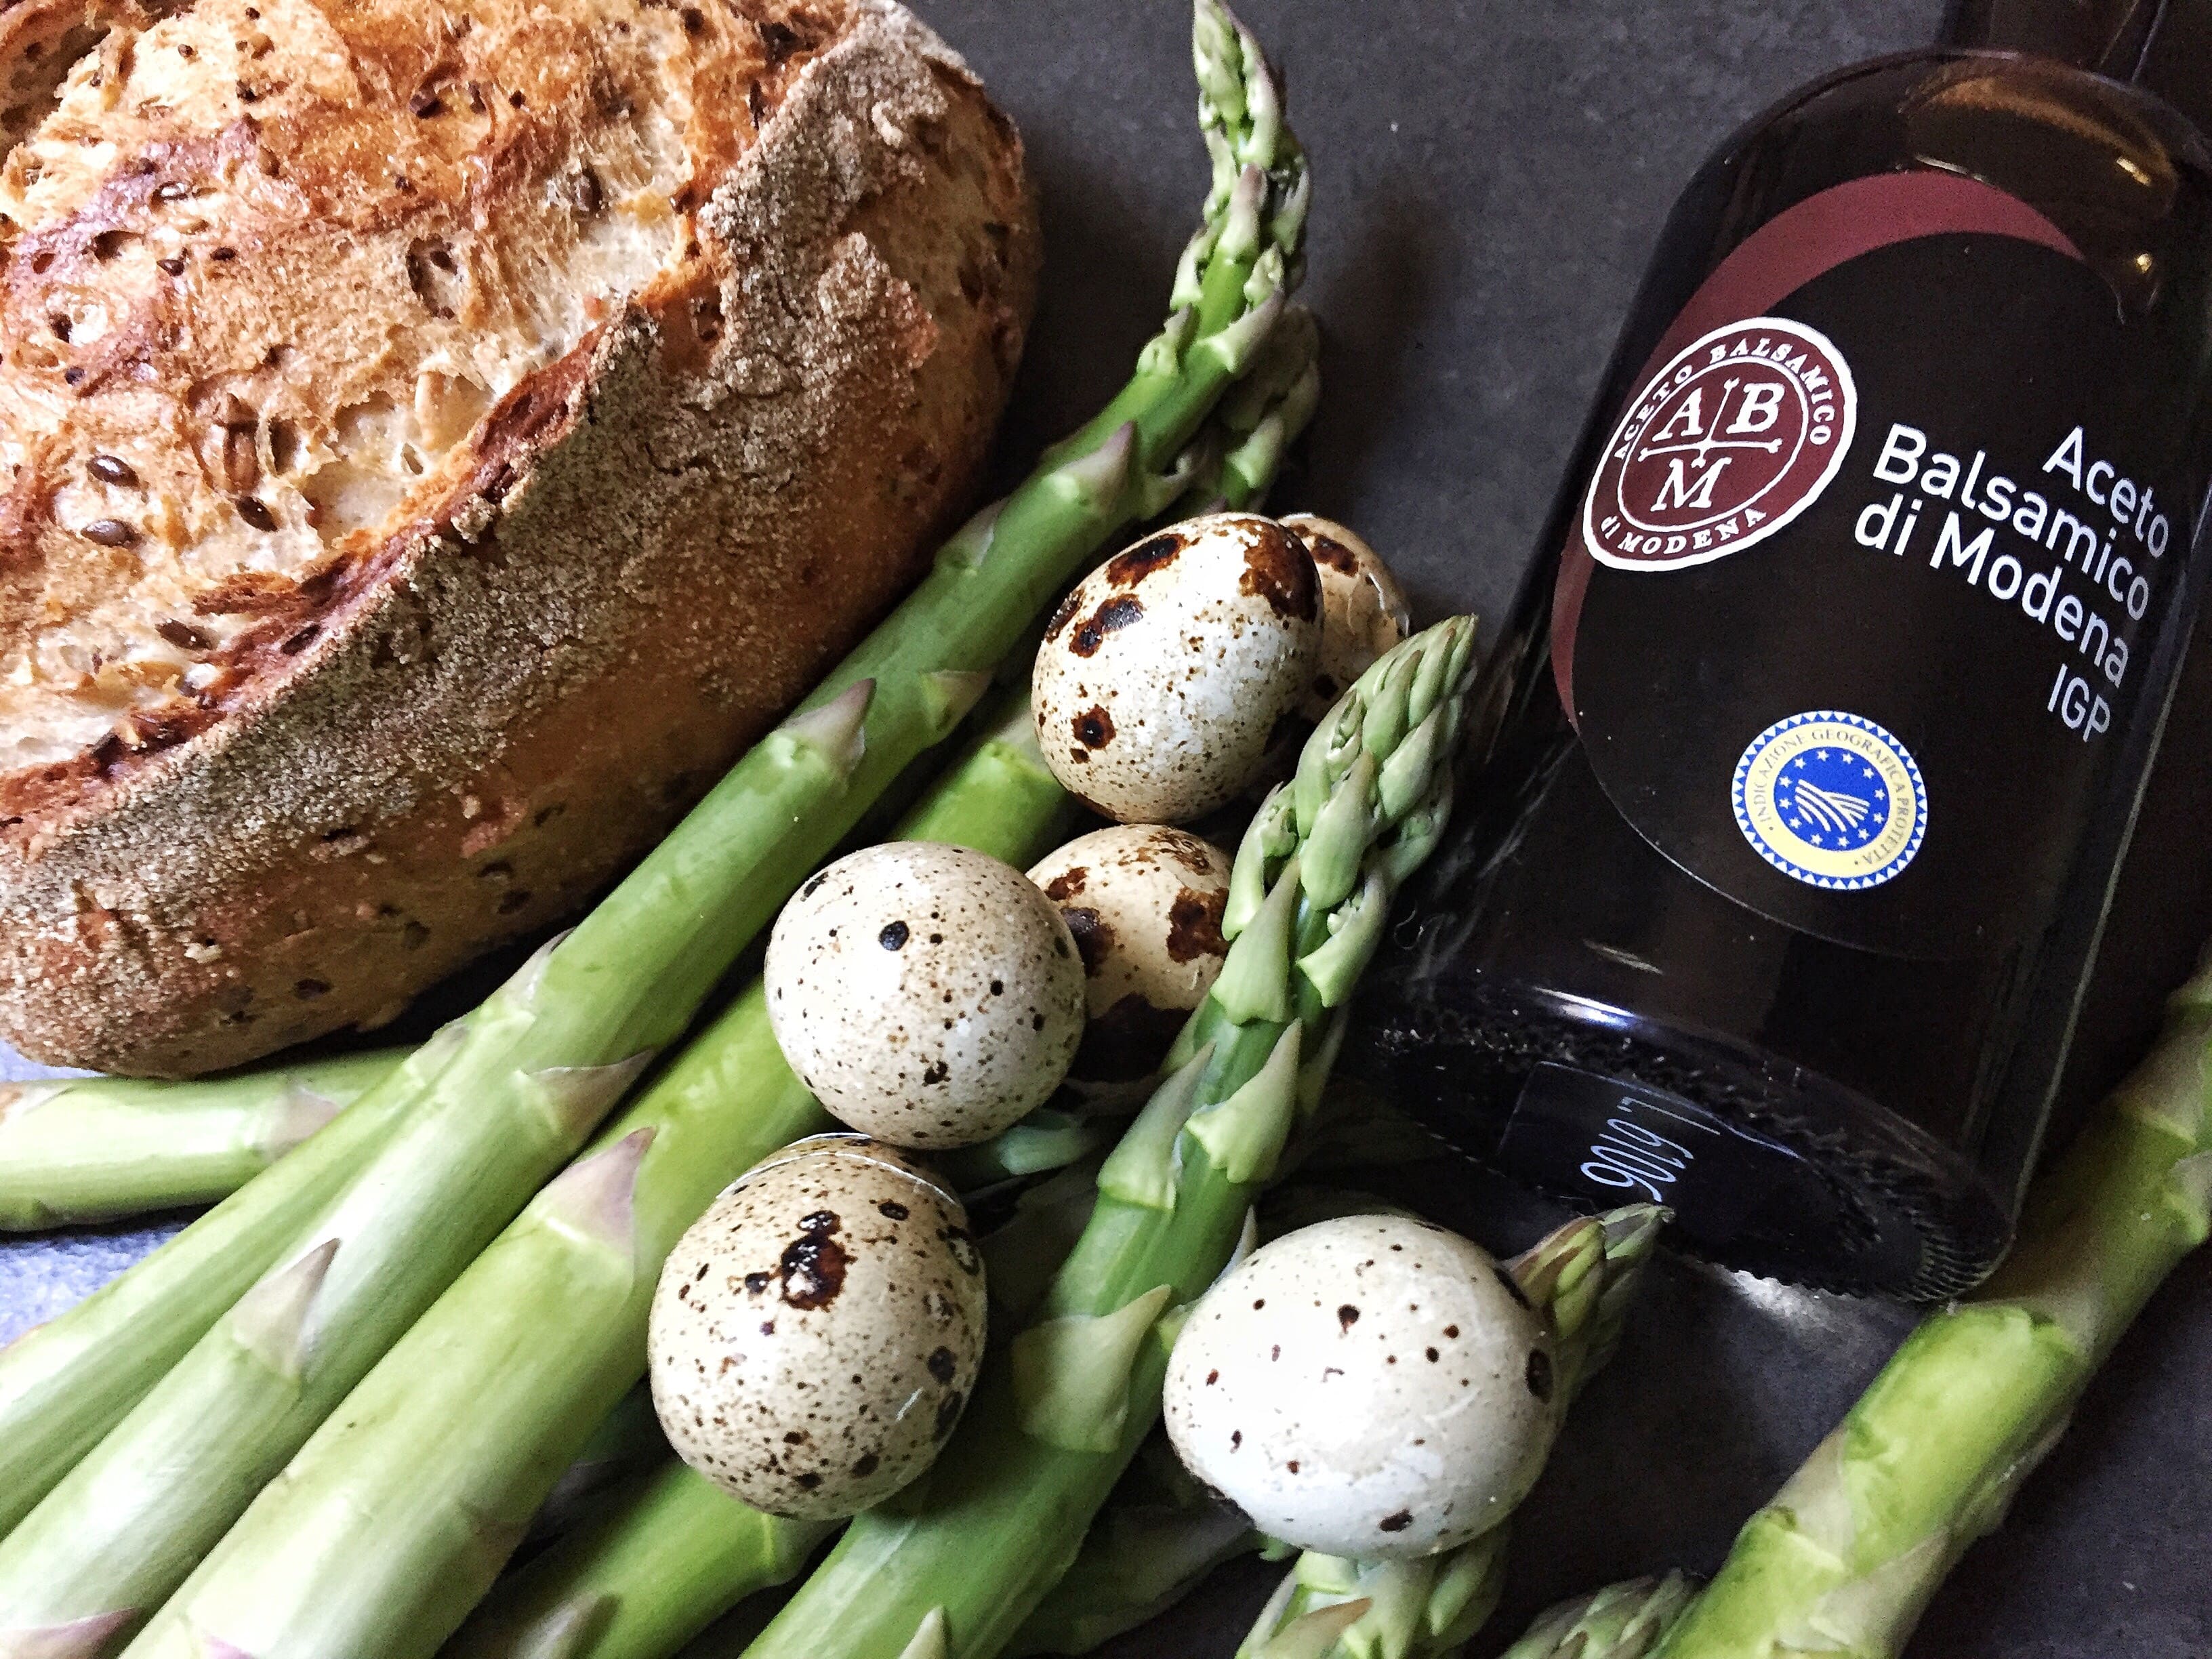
left=0, top=0, right=1038, bottom=1075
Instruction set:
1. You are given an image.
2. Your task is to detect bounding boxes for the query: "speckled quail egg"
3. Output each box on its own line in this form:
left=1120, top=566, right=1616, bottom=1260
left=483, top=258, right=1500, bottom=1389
left=1162, top=1214, right=1559, bottom=1559
left=648, top=1134, right=987, bottom=1519
left=1027, top=825, right=1232, bottom=1081
left=1033, top=513, right=1321, bottom=823
left=1280, top=514, right=1413, bottom=720
left=766, top=842, right=1087, bottom=1149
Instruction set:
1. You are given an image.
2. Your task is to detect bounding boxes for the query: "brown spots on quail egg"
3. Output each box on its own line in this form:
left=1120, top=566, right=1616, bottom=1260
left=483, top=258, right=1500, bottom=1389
left=1028, top=825, right=1232, bottom=1081
left=1162, top=1214, right=1557, bottom=1559
left=1279, top=515, right=1413, bottom=719
left=1033, top=514, right=1321, bottom=823
left=647, top=1135, right=987, bottom=1520
left=765, top=842, right=1087, bottom=1149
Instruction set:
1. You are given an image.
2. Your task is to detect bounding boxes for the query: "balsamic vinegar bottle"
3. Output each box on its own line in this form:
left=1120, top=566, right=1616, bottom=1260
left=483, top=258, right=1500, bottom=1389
left=1347, top=1, right=2212, bottom=1296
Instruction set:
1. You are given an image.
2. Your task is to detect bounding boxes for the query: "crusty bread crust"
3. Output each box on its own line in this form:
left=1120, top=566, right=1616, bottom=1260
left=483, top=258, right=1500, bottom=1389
left=0, top=0, right=1038, bottom=1074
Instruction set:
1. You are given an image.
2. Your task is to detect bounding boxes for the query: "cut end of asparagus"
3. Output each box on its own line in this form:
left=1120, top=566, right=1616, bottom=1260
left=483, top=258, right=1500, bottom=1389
left=537, top=1127, right=659, bottom=1256
left=227, top=1235, right=342, bottom=1382
left=0, top=1609, right=139, bottom=1659
left=781, top=679, right=876, bottom=779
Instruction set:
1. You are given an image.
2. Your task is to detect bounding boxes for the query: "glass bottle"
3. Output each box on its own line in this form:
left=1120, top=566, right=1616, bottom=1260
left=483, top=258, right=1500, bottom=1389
left=1347, top=1, right=2212, bottom=1296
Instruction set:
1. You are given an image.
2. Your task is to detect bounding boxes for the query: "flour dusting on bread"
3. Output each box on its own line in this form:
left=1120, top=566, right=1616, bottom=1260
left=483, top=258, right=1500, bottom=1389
left=0, top=0, right=1037, bottom=1074
left=0, top=0, right=823, bottom=770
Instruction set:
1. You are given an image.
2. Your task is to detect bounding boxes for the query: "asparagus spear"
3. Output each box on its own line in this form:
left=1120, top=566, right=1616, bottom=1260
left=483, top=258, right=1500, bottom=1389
left=1237, top=1206, right=1669, bottom=1659
left=192, top=237, right=1326, bottom=1659
left=0, top=919, right=676, bottom=1637
left=1499, top=1576, right=1697, bottom=1659
left=445, top=1463, right=835, bottom=1659
left=1171, top=304, right=1322, bottom=518
left=731, top=613, right=1480, bottom=1659
left=119, top=691, right=1078, bottom=1659
left=0, top=1050, right=405, bottom=1231
left=0, top=0, right=1294, bottom=1561
left=1648, top=949, right=2212, bottom=1659
left=1008, top=1431, right=1267, bottom=1658
left=0, top=1024, right=474, bottom=1536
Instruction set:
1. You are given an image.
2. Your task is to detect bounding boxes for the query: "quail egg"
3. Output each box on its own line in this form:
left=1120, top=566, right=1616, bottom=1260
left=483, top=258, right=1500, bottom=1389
left=766, top=842, right=1087, bottom=1149
left=648, top=1134, right=987, bottom=1519
left=1280, top=514, right=1413, bottom=719
left=1027, top=825, right=1232, bottom=1080
left=1162, top=1214, right=1558, bottom=1559
left=1033, top=513, right=1321, bottom=823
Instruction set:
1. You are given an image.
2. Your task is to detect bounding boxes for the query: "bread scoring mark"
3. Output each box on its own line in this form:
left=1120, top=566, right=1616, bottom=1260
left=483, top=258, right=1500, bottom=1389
left=0, top=0, right=1044, bottom=1080
left=0, top=0, right=857, bottom=796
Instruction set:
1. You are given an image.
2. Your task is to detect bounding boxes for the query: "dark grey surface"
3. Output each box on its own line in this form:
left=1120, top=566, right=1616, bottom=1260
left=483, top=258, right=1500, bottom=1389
left=4, top=1, right=2209, bottom=1654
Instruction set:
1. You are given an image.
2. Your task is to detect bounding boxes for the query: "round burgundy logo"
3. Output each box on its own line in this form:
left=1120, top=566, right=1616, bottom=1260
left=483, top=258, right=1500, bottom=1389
left=1582, top=316, right=1857, bottom=572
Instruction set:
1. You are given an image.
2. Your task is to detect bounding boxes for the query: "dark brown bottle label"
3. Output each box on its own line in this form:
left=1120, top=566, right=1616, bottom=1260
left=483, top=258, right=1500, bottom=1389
left=1552, top=172, right=2202, bottom=957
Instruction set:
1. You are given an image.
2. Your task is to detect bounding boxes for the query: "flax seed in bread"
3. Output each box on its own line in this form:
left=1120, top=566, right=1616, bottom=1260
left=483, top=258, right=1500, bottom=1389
left=0, top=0, right=1038, bottom=1076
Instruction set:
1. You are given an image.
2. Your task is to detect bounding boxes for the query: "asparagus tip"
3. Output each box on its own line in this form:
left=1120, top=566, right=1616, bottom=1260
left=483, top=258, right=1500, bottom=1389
left=1206, top=288, right=1287, bottom=377
left=227, top=1235, right=342, bottom=1380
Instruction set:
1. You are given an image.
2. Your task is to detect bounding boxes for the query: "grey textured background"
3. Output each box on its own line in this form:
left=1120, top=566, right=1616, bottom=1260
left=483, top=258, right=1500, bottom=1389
left=5, top=2, right=2209, bottom=1654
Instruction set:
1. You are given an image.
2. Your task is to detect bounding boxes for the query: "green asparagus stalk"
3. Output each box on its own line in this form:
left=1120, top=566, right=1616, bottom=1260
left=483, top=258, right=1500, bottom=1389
left=1500, top=1576, right=1698, bottom=1659
left=1170, top=304, right=1322, bottom=518
left=1240, top=1206, right=1669, bottom=1659
left=0, top=1024, right=473, bottom=1537
left=0, top=926, right=674, bottom=1638
left=1650, top=949, right=2212, bottom=1659
left=445, top=1463, right=835, bottom=1659
left=0, top=0, right=1295, bottom=1565
left=529, top=1387, right=672, bottom=1546
left=120, top=692, right=1078, bottom=1659
left=0, top=1050, right=404, bottom=1231
left=732, top=613, right=1480, bottom=1659
left=319, top=245, right=1325, bottom=1659
left=1009, top=1433, right=1266, bottom=1658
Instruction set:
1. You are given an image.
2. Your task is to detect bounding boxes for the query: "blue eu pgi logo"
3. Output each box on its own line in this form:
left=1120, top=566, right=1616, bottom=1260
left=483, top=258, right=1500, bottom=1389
left=1732, top=711, right=1925, bottom=889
